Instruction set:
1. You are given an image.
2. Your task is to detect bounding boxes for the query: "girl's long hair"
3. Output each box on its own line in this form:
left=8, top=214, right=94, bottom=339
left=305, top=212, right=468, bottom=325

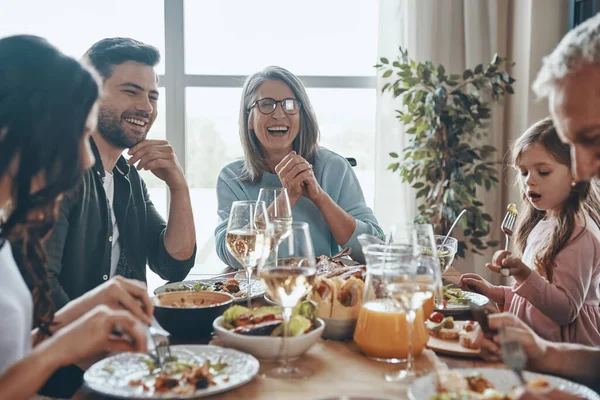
left=511, top=117, right=600, bottom=282
left=0, top=35, right=99, bottom=328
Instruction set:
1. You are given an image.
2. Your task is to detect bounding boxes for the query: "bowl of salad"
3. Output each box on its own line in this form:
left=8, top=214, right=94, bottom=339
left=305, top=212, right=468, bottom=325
left=212, top=301, right=325, bottom=361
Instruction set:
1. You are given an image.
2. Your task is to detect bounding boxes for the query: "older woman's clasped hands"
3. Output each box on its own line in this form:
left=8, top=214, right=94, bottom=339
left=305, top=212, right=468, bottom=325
left=274, top=151, right=323, bottom=207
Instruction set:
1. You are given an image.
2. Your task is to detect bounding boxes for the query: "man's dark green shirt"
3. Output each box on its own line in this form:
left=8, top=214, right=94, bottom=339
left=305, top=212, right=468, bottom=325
left=43, top=138, right=196, bottom=308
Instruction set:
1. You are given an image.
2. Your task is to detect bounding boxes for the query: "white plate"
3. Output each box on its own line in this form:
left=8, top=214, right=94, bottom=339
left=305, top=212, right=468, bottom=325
left=436, top=291, right=489, bottom=315
left=84, top=345, right=259, bottom=399
left=408, top=368, right=600, bottom=400
left=154, top=278, right=265, bottom=303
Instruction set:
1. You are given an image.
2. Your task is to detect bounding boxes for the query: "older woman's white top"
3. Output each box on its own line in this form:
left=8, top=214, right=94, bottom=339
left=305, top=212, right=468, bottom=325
left=0, top=240, right=33, bottom=374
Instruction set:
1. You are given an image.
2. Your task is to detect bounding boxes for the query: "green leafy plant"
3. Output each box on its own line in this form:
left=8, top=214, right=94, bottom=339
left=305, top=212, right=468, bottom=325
left=376, top=48, right=515, bottom=257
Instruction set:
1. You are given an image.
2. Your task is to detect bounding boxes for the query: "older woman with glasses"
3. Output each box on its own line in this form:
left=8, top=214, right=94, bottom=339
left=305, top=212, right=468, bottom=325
left=214, top=66, right=383, bottom=267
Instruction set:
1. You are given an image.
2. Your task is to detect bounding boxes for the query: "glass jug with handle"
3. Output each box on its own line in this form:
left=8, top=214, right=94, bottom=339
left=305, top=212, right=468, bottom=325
left=353, top=240, right=428, bottom=363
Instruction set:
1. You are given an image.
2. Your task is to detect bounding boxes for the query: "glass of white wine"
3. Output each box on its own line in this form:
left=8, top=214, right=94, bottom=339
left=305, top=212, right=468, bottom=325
left=382, top=243, right=434, bottom=383
left=226, top=200, right=270, bottom=308
left=258, top=222, right=316, bottom=380
left=389, top=223, right=444, bottom=310
left=434, top=235, right=458, bottom=273
left=257, top=187, right=293, bottom=266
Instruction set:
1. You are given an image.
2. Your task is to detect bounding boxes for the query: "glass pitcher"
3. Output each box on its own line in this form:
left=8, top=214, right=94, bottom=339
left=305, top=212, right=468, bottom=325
left=353, top=241, right=428, bottom=363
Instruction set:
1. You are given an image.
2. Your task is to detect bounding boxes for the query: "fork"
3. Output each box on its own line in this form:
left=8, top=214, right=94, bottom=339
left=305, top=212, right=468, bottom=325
left=148, top=326, right=172, bottom=369
left=499, top=327, right=528, bottom=386
left=500, top=205, right=518, bottom=277
left=501, top=204, right=517, bottom=251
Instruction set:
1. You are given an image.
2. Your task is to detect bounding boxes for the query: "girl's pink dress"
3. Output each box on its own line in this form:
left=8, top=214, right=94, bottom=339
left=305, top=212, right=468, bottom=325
left=502, top=215, right=600, bottom=345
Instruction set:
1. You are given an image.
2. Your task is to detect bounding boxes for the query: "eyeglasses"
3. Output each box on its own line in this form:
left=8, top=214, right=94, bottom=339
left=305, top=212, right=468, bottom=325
left=249, top=98, right=302, bottom=115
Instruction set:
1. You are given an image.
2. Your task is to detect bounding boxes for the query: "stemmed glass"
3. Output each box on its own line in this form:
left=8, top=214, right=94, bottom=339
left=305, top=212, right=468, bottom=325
left=382, top=242, right=436, bottom=383
left=434, top=235, right=458, bottom=273
left=226, top=200, right=270, bottom=308
left=389, top=223, right=444, bottom=311
left=257, top=187, right=293, bottom=266
left=258, top=222, right=316, bottom=380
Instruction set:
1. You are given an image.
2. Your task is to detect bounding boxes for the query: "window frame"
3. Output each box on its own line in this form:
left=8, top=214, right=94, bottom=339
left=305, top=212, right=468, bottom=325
left=161, top=0, right=376, bottom=181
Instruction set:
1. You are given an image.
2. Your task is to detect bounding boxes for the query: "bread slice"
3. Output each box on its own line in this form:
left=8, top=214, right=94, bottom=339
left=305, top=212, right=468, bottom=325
left=436, top=326, right=460, bottom=340
left=331, top=277, right=364, bottom=319
left=427, top=319, right=461, bottom=340
left=459, top=329, right=479, bottom=349
left=312, top=276, right=335, bottom=318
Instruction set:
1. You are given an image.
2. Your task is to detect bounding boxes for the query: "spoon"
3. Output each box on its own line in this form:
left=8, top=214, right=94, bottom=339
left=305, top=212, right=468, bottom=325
left=440, top=209, right=467, bottom=247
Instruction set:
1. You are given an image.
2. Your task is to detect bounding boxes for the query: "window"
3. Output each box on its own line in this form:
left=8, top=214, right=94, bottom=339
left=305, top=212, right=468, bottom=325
left=1, top=1, right=379, bottom=283
left=0, top=0, right=165, bottom=74
left=183, top=0, right=378, bottom=76
left=181, top=1, right=378, bottom=268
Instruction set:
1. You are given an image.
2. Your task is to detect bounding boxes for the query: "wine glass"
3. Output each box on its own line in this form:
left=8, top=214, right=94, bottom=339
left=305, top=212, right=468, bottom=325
left=257, top=187, right=293, bottom=266
left=258, top=222, right=316, bottom=380
left=382, top=243, right=435, bottom=383
left=226, top=200, right=270, bottom=308
left=389, top=223, right=444, bottom=311
left=434, top=235, right=458, bottom=273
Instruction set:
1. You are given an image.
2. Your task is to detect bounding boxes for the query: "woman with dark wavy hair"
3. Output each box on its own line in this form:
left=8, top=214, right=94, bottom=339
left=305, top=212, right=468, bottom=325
left=0, top=35, right=153, bottom=398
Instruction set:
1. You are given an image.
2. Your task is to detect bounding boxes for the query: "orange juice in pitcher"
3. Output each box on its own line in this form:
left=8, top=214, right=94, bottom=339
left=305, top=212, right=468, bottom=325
left=354, top=299, right=428, bottom=362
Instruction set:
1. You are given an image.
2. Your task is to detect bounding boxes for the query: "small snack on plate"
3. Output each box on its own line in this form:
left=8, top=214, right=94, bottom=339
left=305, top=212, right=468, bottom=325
left=427, top=315, right=461, bottom=340
left=458, top=321, right=479, bottom=350
left=427, top=314, right=481, bottom=351
left=221, top=301, right=317, bottom=337
left=313, top=277, right=336, bottom=319
left=310, top=250, right=366, bottom=320
left=331, top=276, right=364, bottom=319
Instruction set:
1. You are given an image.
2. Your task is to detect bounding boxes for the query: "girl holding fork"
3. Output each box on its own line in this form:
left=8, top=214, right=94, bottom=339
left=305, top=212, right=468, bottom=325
left=460, top=117, right=600, bottom=346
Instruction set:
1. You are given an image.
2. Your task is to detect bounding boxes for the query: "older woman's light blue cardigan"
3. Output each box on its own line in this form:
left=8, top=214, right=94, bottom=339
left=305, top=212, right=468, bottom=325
left=214, top=147, right=384, bottom=268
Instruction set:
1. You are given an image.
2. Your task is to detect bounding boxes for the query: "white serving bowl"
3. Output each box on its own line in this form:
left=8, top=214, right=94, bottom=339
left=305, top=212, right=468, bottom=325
left=212, top=316, right=325, bottom=362
left=322, top=317, right=357, bottom=341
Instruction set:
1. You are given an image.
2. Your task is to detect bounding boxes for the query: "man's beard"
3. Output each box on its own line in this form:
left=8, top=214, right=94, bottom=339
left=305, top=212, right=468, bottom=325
left=97, top=105, right=148, bottom=149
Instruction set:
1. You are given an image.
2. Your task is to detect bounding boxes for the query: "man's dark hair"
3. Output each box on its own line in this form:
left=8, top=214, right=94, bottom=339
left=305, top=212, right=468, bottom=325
left=83, top=37, right=160, bottom=80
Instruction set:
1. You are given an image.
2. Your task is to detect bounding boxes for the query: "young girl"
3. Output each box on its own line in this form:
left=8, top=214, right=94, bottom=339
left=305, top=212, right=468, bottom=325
left=460, top=117, right=600, bottom=346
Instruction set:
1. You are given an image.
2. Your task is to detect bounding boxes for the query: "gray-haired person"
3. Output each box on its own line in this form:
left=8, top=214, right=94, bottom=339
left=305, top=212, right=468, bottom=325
left=214, top=66, right=383, bottom=267
left=476, top=13, right=600, bottom=400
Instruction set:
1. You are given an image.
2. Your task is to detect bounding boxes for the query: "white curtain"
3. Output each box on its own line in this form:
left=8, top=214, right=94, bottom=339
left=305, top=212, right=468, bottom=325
left=375, top=0, right=569, bottom=283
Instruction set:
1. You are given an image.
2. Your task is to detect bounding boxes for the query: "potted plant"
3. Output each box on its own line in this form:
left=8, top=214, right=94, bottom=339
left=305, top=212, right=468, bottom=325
left=376, top=48, right=516, bottom=257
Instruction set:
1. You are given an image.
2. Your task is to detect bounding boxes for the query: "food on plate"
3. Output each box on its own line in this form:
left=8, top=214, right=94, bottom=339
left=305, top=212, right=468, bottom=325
left=427, top=314, right=480, bottom=351
left=221, top=301, right=318, bottom=337
left=307, top=250, right=366, bottom=319
left=432, top=369, right=550, bottom=400
left=427, top=316, right=461, bottom=340
left=458, top=321, right=479, bottom=350
left=126, top=356, right=228, bottom=394
left=165, top=295, right=221, bottom=309
left=429, top=311, right=444, bottom=324
left=443, top=284, right=470, bottom=305
left=165, top=279, right=246, bottom=299
left=527, top=377, right=551, bottom=390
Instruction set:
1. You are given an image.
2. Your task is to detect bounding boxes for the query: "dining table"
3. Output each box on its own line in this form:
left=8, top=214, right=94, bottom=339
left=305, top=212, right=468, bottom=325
left=77, top=339, right=503, bottom=400
left=74, top=266, right=514, bottom=400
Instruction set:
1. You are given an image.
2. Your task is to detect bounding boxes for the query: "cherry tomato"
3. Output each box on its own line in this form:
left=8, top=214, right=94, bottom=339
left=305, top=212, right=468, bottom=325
left=429, top=311, right=444, bottom=323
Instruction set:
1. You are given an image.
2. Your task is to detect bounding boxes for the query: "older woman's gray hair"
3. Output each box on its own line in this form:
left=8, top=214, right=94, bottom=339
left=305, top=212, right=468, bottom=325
left=534, top=13, right=600, bottom=98
left=238, top=66, right=320, bottom=182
